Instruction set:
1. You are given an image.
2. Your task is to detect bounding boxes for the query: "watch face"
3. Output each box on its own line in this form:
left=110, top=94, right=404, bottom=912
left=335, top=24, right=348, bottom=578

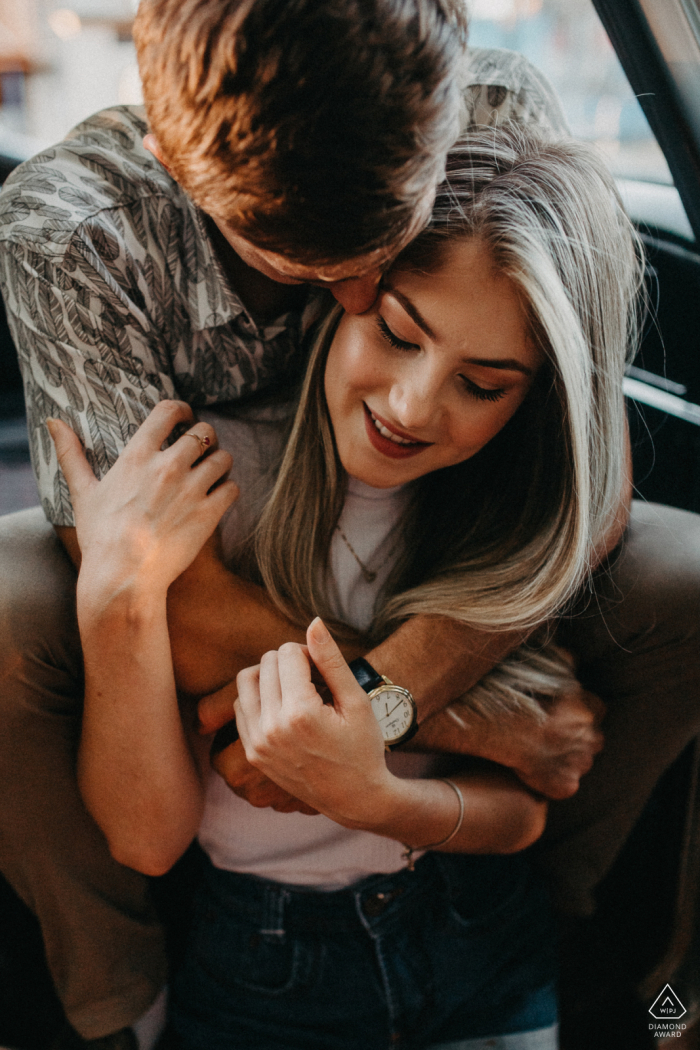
left=369, top=686, right=415, bottom=745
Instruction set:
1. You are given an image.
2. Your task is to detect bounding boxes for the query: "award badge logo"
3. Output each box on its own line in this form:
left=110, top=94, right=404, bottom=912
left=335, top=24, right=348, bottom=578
left=648, top=984, right=687, bottom=1039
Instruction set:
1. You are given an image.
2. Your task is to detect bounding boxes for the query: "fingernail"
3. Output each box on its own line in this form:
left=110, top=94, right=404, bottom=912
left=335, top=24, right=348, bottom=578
left=46, top=419, right=56, bottom=439
left=310, top=616, right=331, bottom=643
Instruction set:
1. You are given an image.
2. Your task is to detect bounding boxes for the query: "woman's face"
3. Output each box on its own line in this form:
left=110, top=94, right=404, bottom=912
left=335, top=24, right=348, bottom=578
left=324, top=236, right=543, bottom=488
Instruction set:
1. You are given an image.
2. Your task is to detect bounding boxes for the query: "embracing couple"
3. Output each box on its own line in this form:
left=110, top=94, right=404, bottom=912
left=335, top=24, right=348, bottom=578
left=1, top=2, right=699, bottom=1049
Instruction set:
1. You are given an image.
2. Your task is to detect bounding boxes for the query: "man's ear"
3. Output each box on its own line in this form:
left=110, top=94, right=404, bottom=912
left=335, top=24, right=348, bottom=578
left=143, top=133, right=172, bottom=175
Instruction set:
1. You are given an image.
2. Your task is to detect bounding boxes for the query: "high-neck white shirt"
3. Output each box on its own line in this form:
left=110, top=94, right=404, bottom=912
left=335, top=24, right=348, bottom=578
left=197, top=406, right=438, bottom=888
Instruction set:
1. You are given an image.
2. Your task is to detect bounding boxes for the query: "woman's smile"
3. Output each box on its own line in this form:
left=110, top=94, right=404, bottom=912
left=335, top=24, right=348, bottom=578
left=324, top=236, right=543, bottom=489
left=363, top=403, right=433, bottom=458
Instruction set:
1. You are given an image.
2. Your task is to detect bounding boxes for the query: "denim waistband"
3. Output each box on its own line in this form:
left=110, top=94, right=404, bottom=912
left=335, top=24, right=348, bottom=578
left=199, top=850, right=529, bottom=937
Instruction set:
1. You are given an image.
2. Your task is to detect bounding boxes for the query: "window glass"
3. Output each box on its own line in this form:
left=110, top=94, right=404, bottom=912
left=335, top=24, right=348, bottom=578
left=0, top=0, right=140, bottom=157
left=0, top=0, right=674, bottom=186
left=468, top=0, right=673, bottom=184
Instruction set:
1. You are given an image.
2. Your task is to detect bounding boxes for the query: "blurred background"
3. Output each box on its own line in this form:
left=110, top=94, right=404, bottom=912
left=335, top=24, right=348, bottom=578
left=0, top=0, right=141, bottom=162
left=0, top=0, right=671, bottom=180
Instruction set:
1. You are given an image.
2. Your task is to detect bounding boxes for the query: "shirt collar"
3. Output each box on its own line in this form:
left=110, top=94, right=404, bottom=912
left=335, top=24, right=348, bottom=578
left=187, top=205, right=323, bottom=339
left=187, top=206, right=248, bottom=331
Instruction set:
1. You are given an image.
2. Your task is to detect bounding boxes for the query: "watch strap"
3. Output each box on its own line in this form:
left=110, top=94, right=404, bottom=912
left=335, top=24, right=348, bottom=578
left=349, top=657, right=384, bottom=694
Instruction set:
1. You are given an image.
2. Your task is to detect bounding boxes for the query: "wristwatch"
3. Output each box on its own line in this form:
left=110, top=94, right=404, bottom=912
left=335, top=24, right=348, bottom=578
left=349, top=657, right=419, bottom=750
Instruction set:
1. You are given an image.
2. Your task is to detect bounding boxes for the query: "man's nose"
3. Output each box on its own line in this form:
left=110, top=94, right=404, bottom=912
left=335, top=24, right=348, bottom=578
left=328, top=272, right=381, bottom=314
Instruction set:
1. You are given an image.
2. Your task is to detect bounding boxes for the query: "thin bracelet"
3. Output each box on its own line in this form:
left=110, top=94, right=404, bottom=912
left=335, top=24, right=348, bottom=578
left=402, top=778, right=465, bottom=871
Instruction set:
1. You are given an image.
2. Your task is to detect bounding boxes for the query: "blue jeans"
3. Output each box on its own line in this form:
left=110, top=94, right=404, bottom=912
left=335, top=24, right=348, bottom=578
left=169, top=850, right=557, bottom=1050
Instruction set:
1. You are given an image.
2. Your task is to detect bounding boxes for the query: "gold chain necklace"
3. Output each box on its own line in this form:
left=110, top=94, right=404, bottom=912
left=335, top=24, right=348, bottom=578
left=335, top=524, right=380, bottom=583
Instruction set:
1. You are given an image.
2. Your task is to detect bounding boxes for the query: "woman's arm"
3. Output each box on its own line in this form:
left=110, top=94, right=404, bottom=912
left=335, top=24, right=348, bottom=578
left=49, top=401, right=239, bottom=875
left=357, top=766, right=547, bottom=856
left=234, top=618, right=547, bottom=855
left=78, top=579, right=208, bottom=875
left=58, top=480, right=608, bottom=804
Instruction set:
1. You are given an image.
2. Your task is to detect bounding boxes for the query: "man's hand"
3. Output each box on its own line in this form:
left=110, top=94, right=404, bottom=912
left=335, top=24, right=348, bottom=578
left=213, top=738, right=320, bottom=814
left=493, top=688, right=605, bottom=799
left=198, top=678, right=319, bottom=814
left=411, top=687, right=605, bottom=800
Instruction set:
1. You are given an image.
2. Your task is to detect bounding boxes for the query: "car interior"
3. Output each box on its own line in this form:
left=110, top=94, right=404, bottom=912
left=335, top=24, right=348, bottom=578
left=1, top=1, right=700, bottom=1048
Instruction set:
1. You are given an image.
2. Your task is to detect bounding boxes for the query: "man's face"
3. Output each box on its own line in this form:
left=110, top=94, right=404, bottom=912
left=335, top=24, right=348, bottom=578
left=212, top=220, right=388, bottom=314
left=144, top=133, right=435, bottom=314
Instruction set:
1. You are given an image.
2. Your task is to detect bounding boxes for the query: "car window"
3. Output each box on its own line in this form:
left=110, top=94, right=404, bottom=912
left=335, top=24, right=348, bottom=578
left=469, top=0, right=672, bottom=185
left=639, top=0, right=700, bottom=150
left=0, top=0, right=678, bottom=190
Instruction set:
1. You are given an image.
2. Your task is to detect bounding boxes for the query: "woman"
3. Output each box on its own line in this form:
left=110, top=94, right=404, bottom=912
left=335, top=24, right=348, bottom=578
left=49, top=125, right=642, bottom=1049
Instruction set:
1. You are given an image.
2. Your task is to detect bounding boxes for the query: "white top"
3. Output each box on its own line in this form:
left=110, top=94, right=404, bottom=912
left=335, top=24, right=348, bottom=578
left=197, top=405, right=438, bottom=888
left=327, top=475, right=408, bottom=633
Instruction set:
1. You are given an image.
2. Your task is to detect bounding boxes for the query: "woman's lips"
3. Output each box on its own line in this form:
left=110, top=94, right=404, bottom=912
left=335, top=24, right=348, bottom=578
left=362, top=403, right=431, bottom=460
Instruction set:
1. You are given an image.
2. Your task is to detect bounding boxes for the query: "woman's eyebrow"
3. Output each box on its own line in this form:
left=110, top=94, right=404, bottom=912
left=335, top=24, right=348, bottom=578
left=383, top=284, right=533, bottom=375
left=464, top=357, right=534, bottom=376
left=383, top=285, right=436, bottom=339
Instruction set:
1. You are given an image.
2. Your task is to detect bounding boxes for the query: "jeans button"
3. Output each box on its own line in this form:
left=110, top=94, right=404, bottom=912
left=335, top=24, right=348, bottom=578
left=362, top=892, right=389, bottom=918
left=362, top=887, right=403, bottom=918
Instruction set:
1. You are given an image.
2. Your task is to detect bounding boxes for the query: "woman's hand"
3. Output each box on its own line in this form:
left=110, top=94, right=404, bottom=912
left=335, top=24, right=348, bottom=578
left=48, top=400, right=239, bottom=601
left=234, top=619, right=549, bottom=854
left=234, top=618, right=395, bottom=826
left=53, top=398, right=235, bottom=875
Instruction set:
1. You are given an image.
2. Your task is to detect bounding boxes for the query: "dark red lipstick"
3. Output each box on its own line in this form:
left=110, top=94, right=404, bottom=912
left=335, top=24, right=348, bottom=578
left=362, top=403, right=432, bottom=460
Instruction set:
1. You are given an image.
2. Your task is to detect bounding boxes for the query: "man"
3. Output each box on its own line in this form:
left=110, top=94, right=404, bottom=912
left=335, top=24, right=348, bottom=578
left=2, top=0, right=698, bottom=1047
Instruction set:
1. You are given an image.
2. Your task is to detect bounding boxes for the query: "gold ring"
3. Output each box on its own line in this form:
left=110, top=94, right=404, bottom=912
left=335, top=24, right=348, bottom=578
left=184, top=431, right=211, bottom=453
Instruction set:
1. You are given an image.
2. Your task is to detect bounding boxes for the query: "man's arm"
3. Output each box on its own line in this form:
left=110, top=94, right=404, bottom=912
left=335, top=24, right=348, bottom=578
left=57, top=509, right=613, bottom=805
left=174, top=419, right=632, bottom=699
left=56, top=520, right=609, bottom=804
left=385, top=424, right=630, bottom=796
left=57, top=420, right=628, bottom=802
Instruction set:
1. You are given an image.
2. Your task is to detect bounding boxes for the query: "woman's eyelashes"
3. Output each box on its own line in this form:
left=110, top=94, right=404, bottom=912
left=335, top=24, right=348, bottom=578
left=376, top=316, right=418, bottom=352
left=460, top=377, right=507, bottom=403
left=377, top=315, right=507, bottom=404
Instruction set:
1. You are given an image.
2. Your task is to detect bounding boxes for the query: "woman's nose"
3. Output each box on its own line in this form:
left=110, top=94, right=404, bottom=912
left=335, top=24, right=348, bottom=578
left=388, top=372, right=439, bottom=432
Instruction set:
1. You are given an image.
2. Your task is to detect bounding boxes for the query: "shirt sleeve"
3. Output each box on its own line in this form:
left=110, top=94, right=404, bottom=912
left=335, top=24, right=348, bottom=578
left=460, top=47, right=569, bottom=139
left=0, top=228, right=179, bottom=526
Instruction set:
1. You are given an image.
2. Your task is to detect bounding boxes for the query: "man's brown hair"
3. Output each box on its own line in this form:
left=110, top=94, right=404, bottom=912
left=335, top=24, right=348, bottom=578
left=133, top=0, right=467, bottom=264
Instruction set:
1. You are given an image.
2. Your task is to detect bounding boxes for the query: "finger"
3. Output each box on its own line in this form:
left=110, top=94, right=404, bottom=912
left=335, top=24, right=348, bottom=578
left=203, top=477, right=240, bottom=524
left=211, top=738, right=253, bottom=785
left=233, top=664, right=261, bottom=750
left=212, top=746, right=282, bottom=806
left=275, top=642, right=326, bottom=714
left=189, top=449, right=234, bottom=493
left=305, top=617, right=365, bottom=714
left=135, top=400, right=194, bottom=452
left=198, top=681, right=239, bottom=734
left=46, top=419, right=98, bottom=500
left=171, top=421, right=219, bottom=466
left=271, top=797, right=320, bottom=815
left=258, top=651, right=283, bottom=726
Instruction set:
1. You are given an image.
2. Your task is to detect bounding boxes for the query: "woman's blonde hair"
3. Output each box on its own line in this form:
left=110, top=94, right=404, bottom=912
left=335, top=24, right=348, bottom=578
left=252, top=125, right=644, bottom=714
